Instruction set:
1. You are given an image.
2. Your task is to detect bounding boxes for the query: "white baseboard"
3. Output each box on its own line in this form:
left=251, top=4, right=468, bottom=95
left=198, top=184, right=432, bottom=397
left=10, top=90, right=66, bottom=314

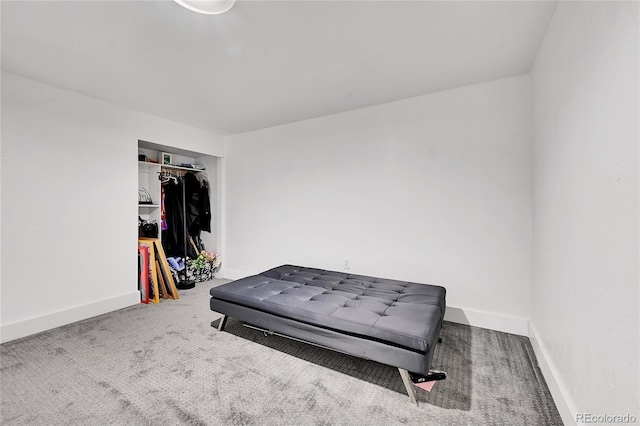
left=0, top=292, right=141, bottom=344
left=444, top=305, right=529, bottom=336
left=528, top=322, right=577, bottom=426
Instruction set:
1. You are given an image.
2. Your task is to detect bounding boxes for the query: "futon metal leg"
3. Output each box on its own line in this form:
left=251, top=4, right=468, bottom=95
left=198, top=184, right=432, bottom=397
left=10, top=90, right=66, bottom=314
left=218, top=315, right=228, bottom=331
left=211, top=315, right=228, bottom=331
left=398, top=368, right=418, bottom=406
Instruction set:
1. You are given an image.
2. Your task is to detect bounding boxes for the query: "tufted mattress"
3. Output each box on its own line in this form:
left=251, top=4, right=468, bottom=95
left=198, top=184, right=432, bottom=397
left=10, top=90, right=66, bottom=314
left=210, top=265, right=446, bottom=376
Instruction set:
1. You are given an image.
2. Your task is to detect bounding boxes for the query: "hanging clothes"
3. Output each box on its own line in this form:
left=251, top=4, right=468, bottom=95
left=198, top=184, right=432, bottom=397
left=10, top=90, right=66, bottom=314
left=184, top=171, right=212, bottom=235
left=184, top=172, right=202, bottom=238
left=161, top=170, right=211, bottom=260
left=199, top=179, right=212, bottom=233
left=162, top=177, right=195, bottom=259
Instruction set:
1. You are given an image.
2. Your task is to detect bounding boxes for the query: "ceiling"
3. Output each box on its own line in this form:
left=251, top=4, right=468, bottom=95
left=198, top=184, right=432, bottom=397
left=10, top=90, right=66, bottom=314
left=1, top=1, right=557, bottom=135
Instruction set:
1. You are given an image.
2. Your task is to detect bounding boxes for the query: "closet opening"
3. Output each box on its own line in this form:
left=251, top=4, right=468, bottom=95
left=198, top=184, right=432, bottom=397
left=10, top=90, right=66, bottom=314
left=137, top=139, right=221, bottom=302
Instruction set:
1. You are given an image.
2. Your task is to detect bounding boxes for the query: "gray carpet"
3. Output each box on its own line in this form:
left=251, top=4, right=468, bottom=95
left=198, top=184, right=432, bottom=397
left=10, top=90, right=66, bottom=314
left=1, top=279, right=562, bottom=425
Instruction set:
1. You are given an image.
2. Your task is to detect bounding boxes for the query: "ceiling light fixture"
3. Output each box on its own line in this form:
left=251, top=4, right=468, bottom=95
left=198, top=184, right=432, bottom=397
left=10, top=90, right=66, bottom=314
left=174, top=0, right=235, bottom=15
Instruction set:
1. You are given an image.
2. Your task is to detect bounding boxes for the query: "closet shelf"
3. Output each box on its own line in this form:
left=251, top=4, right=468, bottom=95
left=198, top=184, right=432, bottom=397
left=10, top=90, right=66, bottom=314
left=140, top=161, right=204, bottom=173
left=139, top=161, right=160, bottom=168
left=161, top=164, right=205, bottom=172
left=139, top=204, right=160, bottom=208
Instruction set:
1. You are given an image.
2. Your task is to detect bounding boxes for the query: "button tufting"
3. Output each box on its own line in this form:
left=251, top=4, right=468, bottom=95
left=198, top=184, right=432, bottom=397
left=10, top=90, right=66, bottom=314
left=212, top=265, right=445, bottom=355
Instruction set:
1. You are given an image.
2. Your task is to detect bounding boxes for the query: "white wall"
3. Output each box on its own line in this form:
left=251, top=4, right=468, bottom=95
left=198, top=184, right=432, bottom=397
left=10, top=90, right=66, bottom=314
left=531, top=2, right=639, bottom=423
left=0, top=72, right=224, bottom=342
left=224, top=75, right=532, bottom=334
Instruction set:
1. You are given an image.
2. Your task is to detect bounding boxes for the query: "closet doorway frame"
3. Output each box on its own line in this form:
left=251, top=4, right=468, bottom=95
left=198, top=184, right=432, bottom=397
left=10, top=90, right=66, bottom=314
left=137, top=139, right=224, bottom=283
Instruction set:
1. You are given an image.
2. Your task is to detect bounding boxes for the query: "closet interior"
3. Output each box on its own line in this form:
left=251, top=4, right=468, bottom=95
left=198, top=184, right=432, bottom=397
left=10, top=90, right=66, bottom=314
left=137, top=140, right=220, bottom=304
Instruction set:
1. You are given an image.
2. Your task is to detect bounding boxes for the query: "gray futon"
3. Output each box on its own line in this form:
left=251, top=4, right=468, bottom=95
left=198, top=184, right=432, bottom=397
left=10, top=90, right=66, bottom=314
left=210, top=265, right=447, bottom=404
